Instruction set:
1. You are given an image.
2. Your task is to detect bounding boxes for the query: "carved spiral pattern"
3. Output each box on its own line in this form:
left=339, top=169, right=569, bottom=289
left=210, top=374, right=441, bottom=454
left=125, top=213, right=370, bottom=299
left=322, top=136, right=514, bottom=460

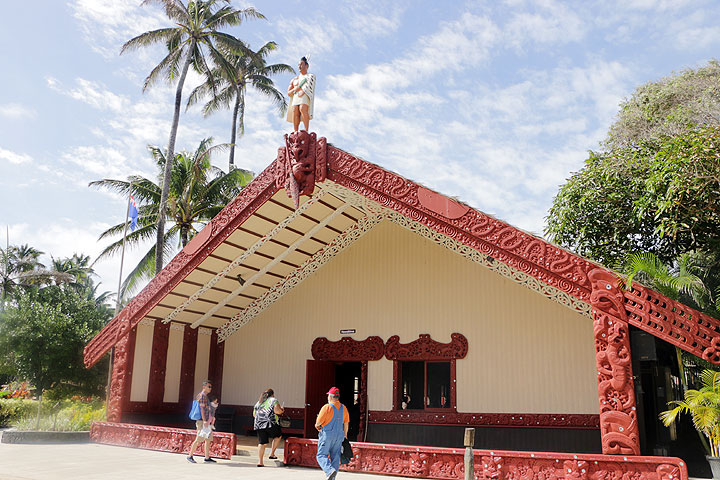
left=284, top=438, right=687, bottom=480
left=589, top=269, right=640, bottom=456
left=311, top=336, right=385, bottom=361
left=385, top=333, right=468, bottom=360
left=90, top=422, right=235, bottom=459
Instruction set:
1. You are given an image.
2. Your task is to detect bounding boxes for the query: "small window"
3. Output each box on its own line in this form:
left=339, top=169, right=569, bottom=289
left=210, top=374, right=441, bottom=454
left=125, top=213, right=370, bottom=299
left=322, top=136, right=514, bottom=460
left=399, top=361, right=451, bottom=410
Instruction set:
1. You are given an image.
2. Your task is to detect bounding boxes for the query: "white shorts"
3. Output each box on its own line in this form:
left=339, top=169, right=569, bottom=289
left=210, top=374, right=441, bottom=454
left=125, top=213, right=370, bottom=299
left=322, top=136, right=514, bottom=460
left=291, top=93, right=310, bottom=107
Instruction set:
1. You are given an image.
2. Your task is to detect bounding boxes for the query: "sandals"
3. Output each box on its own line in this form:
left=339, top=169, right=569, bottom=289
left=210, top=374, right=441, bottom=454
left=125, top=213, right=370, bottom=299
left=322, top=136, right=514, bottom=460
left=269, top=456, right=278, bottom=460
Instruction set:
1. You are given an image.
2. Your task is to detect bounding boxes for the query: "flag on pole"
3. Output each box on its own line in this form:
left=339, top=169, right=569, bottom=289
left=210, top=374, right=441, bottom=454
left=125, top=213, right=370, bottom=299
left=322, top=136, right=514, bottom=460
left=129, top=195, right=139, bottom=231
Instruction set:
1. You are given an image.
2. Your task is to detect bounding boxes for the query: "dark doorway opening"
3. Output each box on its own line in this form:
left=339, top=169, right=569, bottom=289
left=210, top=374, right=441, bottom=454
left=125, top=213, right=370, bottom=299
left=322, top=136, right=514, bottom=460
left=631, top=326, right=710, bottom=478
left=335, top=361, right=362, bottom=441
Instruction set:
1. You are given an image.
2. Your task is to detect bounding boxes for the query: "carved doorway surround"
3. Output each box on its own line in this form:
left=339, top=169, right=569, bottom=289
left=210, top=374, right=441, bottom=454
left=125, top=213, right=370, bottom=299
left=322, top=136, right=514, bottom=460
left=311, top=336, right=384, bottom=441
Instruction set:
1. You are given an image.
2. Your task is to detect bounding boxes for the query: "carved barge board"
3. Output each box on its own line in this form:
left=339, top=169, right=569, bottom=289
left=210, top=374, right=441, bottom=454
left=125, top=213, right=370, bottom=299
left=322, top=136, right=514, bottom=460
left=90, top=422, right=236, bottom=460
left=285, top=438, right=687, bottom=480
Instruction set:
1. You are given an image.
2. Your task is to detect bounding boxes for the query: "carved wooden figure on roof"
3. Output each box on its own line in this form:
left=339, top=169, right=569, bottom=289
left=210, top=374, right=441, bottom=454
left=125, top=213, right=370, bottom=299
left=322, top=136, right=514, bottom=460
left=287, top=56, right=315, bottom=132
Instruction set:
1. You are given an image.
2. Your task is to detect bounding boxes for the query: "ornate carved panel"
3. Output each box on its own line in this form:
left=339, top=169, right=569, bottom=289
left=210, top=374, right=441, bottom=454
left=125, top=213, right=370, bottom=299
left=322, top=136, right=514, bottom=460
left=589, top=269, right=640, bottom=455
left=624, top=284, right=720, bottom=364
left=385, top=333, right=468, bottom=360
left=106, top=328, right=136, bottom=423
left=90, top=422, right=235, bottom=459
left=147, top=320, right=170, bottom=407
left=284, top=438, right=687, bottom=480
left=368, top=411, right=600, bottom=428
left=209, top=329, right=224, bottom=400
left=311, top=336, right=385, bottom=361
left=276, top=131, right=328, bottom=208
left=178, top=324, right=197, bottom=408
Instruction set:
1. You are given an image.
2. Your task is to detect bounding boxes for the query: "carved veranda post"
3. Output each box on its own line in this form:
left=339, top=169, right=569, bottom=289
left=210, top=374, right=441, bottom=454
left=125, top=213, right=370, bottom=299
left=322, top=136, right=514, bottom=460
left=589, top=269, right=641, bottom=455
left=106, top=332, right=133, bottom=422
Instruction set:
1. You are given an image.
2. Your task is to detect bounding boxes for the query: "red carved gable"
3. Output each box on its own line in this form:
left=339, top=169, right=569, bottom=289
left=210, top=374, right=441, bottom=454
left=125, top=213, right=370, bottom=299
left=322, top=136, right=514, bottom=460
left=84, top=134, right=720, bottom=368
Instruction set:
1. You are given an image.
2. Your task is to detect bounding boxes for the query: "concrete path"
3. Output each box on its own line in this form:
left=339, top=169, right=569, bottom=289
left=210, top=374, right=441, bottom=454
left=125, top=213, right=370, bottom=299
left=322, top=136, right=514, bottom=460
left=0, top=438, right=400, bottom=480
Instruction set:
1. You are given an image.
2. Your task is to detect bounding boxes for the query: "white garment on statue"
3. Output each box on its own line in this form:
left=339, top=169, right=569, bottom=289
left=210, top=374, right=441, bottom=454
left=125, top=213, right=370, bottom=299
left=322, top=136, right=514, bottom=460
left=287, top=73, right=315, bottom=122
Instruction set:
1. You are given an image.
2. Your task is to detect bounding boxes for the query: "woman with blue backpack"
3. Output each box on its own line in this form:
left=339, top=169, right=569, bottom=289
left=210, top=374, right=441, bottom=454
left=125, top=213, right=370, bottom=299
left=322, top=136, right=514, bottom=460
left=186, top=380, right=215, bottom=463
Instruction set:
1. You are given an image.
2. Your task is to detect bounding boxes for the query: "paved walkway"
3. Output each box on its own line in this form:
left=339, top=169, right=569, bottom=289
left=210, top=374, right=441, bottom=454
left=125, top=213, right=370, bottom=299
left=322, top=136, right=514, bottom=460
left=0, top=436, right=399, bottom=480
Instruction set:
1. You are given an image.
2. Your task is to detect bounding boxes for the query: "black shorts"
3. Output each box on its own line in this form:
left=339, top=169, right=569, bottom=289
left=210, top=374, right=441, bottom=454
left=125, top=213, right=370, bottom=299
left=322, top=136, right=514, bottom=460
left=256, top=423, right=282, bottom=444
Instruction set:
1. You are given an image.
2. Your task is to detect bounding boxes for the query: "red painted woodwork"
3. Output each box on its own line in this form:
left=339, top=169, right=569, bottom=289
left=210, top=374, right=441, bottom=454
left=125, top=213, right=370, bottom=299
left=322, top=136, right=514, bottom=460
left=209, top=329, right=224, bottom=401
left=417, top=187, right=470, bottom=219
left=359, top=361, right=368, bottom=441
left=83, top=161, right=280, bottom=368
left=311, top=336, right=385, bottom=361
left=86, top=135, right=720, bottom=371
left=178, top=325, right=198, bottom=409
left=368, top=411, right=600, bottom=429
left=284, top=438, right=687, bottom=480
left=147, top=321, right=170, bottom=407
left=624, top=283, right=720, bottom=362
left=304, top=359, right=336, bottom=439
left=589, top=269, right=640, bottom=455
left=181, top=222, right=212, bottom=255
left=276, top=130, right=328, bottom=208
left=90, top=421, right=235, bottom=459
left=385, top=333, right=468, bottom=361
left=107, top=328, right=136, bottom=422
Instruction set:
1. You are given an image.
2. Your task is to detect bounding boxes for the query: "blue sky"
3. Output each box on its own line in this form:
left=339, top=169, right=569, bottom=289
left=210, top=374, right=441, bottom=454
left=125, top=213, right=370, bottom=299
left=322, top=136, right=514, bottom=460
left=1, top=0, right=720, bottom=295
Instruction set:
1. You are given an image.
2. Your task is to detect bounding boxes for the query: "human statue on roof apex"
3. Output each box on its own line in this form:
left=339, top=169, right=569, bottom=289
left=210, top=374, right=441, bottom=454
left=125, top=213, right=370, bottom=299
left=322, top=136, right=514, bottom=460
left=287, top=56, right=316, bottom=133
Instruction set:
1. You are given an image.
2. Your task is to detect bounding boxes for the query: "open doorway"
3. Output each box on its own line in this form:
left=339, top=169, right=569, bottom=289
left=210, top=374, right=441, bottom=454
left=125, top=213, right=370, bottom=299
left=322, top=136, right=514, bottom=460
left=304, top=360, right=363, bottom=440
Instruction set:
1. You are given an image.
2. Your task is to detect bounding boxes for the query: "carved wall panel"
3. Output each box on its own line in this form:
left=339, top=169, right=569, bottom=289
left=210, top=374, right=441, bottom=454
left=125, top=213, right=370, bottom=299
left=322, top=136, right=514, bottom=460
left=147, top=321, right=170, bottom=408
left=589, top=269, right=640, bottom=455
left=311, top=336, right=385, bottom=361
left=90, top=422, right=235, bottom=459
left=178, top=324, right=198, bottom=408
left=209, top=329, right=224, bottom=400
left=285, top=438, right=687, bottom=480
left=368, top=411, right=600, bottom=428
left=385, top=333, right=468, bottom=360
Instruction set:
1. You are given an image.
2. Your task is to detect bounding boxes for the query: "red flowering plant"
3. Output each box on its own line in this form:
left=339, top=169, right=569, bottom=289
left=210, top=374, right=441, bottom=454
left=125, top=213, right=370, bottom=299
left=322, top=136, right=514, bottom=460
left=1, top=381, right=33, bottom=399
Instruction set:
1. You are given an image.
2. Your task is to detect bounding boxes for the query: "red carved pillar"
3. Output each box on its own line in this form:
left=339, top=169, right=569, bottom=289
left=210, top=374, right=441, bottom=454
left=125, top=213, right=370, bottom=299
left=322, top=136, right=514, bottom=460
left=107, top=327, right=136, bottom=422
left=178, top=325, right=198, bottom=407
left=209, top=330, right=224, bottom=400
left=589, top=269, right=640, bottom=455
left=147, top=320, right=170, bottom=408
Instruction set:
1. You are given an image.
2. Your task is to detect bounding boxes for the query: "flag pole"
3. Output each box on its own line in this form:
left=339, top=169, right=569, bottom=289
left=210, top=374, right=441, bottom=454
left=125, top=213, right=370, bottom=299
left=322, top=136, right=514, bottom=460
left=116, top=179, right=133, bottom=314
left=106, top=180, right=133, bottom=419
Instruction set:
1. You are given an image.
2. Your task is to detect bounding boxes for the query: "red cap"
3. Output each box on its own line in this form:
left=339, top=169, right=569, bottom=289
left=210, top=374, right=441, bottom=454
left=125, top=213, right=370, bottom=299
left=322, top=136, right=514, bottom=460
left=326, top=387, right=340, bottom=395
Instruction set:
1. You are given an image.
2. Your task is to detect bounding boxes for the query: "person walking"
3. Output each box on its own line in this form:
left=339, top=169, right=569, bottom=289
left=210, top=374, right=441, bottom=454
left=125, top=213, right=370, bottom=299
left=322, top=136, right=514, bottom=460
left=253, top=388, right=285, bottom=467
left=315, top=386, right=349, bottom=480
left=186, top=380, right=216, bottom=463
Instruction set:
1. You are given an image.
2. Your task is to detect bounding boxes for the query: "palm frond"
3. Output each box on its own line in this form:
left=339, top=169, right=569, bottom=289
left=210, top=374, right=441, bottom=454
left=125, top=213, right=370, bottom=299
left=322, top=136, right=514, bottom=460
left=120, top=27, right=179, bottom=54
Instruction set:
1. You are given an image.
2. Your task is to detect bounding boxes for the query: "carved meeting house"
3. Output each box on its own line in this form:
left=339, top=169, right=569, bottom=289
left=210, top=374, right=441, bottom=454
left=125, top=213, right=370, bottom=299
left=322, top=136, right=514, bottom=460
left=85, top=132, right=720, bottom=479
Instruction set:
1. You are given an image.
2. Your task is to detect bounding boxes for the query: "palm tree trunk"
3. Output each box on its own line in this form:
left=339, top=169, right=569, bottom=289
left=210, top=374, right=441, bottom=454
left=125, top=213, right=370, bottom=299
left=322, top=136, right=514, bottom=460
left=155, top=40, right=196, bottom=275
left=228, top=89, right=241, bottom=171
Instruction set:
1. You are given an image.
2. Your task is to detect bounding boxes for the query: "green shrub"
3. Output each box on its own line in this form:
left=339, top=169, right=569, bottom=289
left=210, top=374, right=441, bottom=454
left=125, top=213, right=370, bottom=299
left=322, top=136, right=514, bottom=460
left=12, top=399, right=105, bottom=431
left=0, top=399, right=36, bottom=427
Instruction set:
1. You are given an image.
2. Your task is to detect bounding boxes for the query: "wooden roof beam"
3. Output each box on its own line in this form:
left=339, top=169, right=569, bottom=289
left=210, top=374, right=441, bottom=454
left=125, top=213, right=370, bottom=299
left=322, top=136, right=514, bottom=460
left=190, top=202, right=351, bottom=329
left=162, top=191, right=325, bottom=324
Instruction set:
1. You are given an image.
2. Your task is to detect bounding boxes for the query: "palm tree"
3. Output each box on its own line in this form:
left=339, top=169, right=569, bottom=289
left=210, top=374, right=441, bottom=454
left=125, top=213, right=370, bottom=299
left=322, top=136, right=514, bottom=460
left=188, top=40, right=293, bottom=171
left=0, top=245, right=74, bottom=305
left=121, top=0, right=264, bottom=275
left=90, top=138, right=253, bottom=299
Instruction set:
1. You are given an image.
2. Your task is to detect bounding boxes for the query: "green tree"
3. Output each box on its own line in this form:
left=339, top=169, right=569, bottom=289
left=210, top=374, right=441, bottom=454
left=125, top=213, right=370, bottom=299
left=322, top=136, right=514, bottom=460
left=605, top=60, right=720, bottom=150
left=0, top=287, right=110, bottom=428
left=546, top=127, right=720, bottom=267
left=121, top=0, right=264, bottom=275
left=90, top=138, right=253, bottom=297
left=188, top=40, right=293, bottom=171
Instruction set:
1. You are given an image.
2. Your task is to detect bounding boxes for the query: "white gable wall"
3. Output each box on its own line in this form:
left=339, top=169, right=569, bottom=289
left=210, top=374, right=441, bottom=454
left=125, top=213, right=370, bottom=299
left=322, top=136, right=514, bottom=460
left=221, top=220, right=598, bottom=414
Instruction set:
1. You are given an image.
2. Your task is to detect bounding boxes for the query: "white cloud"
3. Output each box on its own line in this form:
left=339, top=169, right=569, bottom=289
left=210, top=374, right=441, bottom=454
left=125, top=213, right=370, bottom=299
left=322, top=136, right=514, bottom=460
left=0, top=103, right=36, bottom=119
left=0, top=148, right=32, bottom=165
left=46, top=77, right=128, bottom=112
